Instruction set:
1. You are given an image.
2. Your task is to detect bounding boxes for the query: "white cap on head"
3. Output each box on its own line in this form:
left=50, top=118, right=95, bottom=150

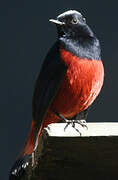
left=57, top=10, right=81, bottom=19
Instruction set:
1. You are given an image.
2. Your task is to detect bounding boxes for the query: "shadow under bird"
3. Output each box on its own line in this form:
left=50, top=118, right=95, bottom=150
left=9, top=10, right=104, bottom=179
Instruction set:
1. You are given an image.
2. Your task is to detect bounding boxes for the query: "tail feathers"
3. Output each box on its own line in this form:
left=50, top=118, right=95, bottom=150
left=23, top=120, right=35, bottom=155
left=23, top=120, right=44, bottom=155
left=9, top=155, right=31, bottom=180
left=9, top=121, right=45, bottom=179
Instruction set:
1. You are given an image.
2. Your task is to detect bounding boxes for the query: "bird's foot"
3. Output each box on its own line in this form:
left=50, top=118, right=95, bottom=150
left=64, top=119, right=88, bottom=135
left=55, top=112, right=88, bottom=135
left=64, top=119, right=87, bottom=130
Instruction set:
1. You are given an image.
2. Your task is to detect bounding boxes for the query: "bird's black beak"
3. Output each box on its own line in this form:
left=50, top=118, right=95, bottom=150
left=49, top=19, right=65, bottom=25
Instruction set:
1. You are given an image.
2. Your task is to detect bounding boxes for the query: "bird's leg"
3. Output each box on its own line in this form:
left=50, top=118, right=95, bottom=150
left=55, top=111, right=68, bottom=122
left=55, top=112, right=72, bottom=129
left=55, top=112, right=88, bottom=135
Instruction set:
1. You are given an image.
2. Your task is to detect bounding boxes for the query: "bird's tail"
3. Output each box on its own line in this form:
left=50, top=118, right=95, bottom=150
left=23, top=120, right=35, bottom=155
left=9, top=120, right=43, bottom=179
left=23, top=120, right=44, bottom=155
left=9, top=154, right=32, bottom=180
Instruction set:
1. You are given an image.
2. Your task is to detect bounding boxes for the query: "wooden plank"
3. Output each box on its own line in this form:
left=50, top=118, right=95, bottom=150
left=44, top=122, right=118, bottom=136
left=22, top=123, right=118, bottom=180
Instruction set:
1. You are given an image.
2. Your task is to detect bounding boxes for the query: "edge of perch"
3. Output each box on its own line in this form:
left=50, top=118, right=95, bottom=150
left=44, top=122, right=118, bottom=137
left=24, top=122, right=118, bottom=180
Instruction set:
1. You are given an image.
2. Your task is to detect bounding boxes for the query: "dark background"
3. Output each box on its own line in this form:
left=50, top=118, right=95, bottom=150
left=0, top=0, right=118, bottom=179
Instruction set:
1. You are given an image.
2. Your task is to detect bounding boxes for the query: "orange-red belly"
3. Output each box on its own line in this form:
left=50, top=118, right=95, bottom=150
left=43, top=48, right=104, bottom=127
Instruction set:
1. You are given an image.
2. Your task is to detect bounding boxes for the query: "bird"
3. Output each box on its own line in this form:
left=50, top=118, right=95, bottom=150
left=9, top=10, right=104, bottom=179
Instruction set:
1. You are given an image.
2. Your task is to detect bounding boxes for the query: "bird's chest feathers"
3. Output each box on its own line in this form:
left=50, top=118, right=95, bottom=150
left=59, top=48, right=104, bottom=111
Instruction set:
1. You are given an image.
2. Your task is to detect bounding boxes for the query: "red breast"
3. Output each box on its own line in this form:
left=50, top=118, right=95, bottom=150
left=43, top=48, right=104, bottom=127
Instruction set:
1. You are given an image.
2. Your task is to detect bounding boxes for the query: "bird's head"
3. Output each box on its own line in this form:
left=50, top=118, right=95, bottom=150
left=49, top=10, right=101, bottom=60
left=49, top=10, right=94, bottom=40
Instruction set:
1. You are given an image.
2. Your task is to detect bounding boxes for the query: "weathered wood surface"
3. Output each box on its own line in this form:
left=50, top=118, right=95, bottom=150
left=22, top=122, right=118, bottom=180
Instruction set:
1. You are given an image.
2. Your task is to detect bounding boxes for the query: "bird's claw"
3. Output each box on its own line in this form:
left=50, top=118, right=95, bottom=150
left=76, top=119, right=88, bottom=130
left=55, top=112, right=88, bottom=135
left=64, top=119, right=88, bottom=135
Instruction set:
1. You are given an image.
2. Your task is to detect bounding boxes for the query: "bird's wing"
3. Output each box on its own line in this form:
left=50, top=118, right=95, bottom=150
left=32, top=41, right=67, bottom=127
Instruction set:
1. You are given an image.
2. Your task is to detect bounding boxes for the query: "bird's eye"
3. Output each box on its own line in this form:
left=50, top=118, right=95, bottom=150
left=71, top=18, right=78, bottom=24
left=83, top=17, right=86, bottom=23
